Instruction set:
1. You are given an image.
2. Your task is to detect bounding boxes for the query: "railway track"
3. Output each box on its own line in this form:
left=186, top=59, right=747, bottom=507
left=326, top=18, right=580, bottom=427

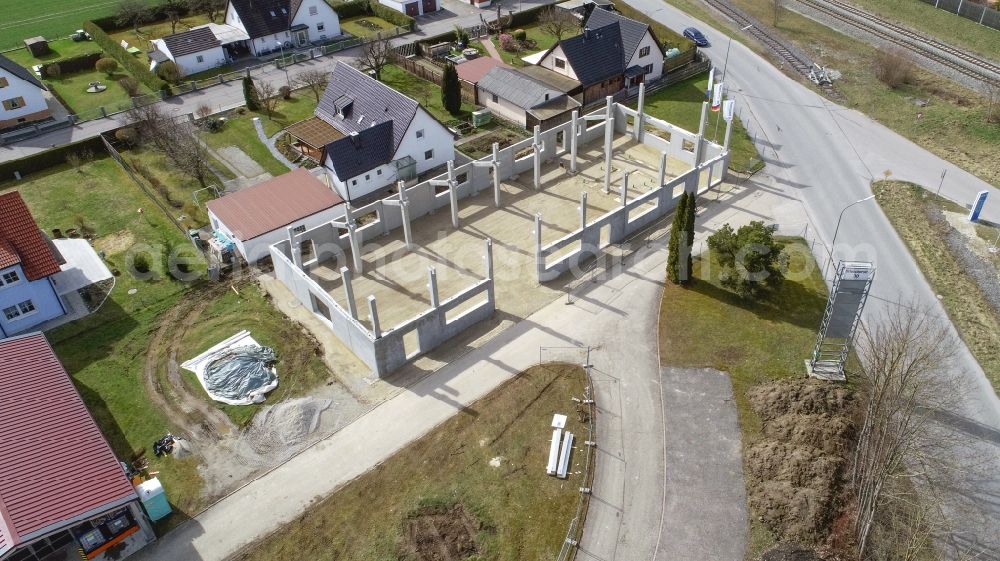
left=793, top=0, right=1000, bottom=86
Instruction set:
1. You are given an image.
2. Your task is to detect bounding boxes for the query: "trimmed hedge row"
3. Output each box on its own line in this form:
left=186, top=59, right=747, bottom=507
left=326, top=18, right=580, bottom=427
left=41, top=51, right=103, bottom=76
left=90, top=5, right=196, bottom=33
left=0, top=136, right=107, bottom=182
left=332, top=0, right=371, bottom=19
left=369, top=1, right=415, bottom=30
left=83, top=21, right=168, bottom=93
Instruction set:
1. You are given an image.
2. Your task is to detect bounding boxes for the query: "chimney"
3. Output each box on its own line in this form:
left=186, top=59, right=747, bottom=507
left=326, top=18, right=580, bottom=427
left=350, top=131, right=360, bottom=148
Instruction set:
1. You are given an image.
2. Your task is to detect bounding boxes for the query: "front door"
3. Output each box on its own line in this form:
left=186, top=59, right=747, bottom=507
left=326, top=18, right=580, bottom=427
left=295, top=29, right=309, bottom=46
left=405, top=2, right=419, bottom=16
left=421, top=0, right=436, bottom=13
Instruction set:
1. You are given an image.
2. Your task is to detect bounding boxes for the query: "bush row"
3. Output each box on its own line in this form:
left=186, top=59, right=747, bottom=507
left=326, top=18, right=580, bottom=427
left=334, top=0, right=371, bottom=19
left=369, top=1, right=416, bottom=30
left=0, top=136, right=106, bottom=182
left=41, top=51, right=103, bottom=76
left=90, top=5, right=196, bottom=33
left=83, top=21, right=168, bottom=93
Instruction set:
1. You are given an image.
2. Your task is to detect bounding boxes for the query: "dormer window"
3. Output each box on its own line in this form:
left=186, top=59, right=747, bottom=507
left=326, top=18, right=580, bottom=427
left=270, top=10, right=276, bottom=16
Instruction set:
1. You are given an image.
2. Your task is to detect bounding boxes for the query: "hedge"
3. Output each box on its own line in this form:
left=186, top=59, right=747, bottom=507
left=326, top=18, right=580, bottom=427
left=41, top=51, right=103, bottom=76
left=0, top=136, right=107, bottom=182
left=90, top=4, right=195, bottom=33
left=331, top=0, right=371, bottom=19
left=83, top=21, right=167, bottom=92
left=507, top=4, right=547, bottom=27
left=369, top=1, right=415, bottom=30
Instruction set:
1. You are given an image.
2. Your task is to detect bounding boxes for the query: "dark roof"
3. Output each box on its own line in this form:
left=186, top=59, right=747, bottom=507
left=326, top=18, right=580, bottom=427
left=585, top=8, right=654, bottom=61
left=227, top=0, right=297, bottom=39
left=0, top=333, right=138, bottom=554
left=161, top=27, right=221, bottom=57
left=0, top=53, right=43, bottom=89
left=557, top=23, right=625, bottom=86
left=207, top=168, right=344, bottom=241
left=518, top=65, right=581, bottom=93
left=315, top=62, right=419, bottom=155
left=0, top=191, right=61, bottom=280
left=322, top=121, right=395, bottom=180
left=478, top=67, right=569, bottom=110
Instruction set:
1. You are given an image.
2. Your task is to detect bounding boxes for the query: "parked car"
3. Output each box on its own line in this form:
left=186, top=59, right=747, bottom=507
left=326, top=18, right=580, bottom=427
left=683, top=27, right=709, bottom=47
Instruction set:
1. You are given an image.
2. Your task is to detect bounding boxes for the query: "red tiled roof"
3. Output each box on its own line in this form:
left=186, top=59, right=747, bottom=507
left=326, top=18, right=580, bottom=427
left=0, top=333, right=137, bottom=552
left=0, top=192, right=61, bottom=280
left=456, top=56, right=508, bottom=84
left=206, top=168, right=344, bottom=241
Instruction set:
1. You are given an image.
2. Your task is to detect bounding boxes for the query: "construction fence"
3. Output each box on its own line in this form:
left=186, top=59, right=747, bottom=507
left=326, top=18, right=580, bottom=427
left=918, top=0, right=1000, bottom=29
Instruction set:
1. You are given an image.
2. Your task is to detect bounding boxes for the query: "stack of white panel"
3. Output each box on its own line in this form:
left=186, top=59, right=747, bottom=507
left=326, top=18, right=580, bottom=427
left=546, top=428, right=563, bottom=475
left=557, top=432, right=574, bottom=479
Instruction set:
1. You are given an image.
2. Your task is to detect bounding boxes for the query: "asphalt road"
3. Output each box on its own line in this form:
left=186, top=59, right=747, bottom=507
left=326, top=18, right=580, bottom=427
left=627, top=0, right=1000, bottom=555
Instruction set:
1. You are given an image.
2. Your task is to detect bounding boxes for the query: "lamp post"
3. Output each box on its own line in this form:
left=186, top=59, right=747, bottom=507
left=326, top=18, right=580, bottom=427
left=825, top=195, right=875, bottom=280
left=275, top=41, right=290, bottom=88
left=720, top=24, right=753, bottom=82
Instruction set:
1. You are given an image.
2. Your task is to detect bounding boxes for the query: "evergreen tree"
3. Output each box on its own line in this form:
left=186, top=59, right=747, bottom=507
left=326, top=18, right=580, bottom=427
left=682, top=193, right=696, bottom=283
left=243, top=77, right=260, bottom=111
left=441, top=63, right=462, bottom=115
left=667, top=192, right=689, bottom=284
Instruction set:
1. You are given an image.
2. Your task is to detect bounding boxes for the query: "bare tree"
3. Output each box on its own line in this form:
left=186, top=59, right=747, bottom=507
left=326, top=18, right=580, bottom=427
left=982, top=80, right=999, bottom=124
left=116, top=0, right=150, bottom=33
left=125, top=103, right=212, bottom=188
left=851, top=304, right=970, bottom=560
left=186, top=0, right=225, bottom=22
left=771, top=0, right=784, bottom=26
left=874, top=48, right=914, bottom=89
left=295, top=69, right=329, bottom=102
left=538, top=7, right=578, bottom=41
left=255, top=80, right=281, bottom=118
left=161, top=0, right=185, bottom=33
left=355, top=37, right=393, bottom=81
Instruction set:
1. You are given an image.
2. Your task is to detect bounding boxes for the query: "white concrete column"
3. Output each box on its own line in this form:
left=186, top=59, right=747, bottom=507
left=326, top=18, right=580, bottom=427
left=696, top=101, right=708, bottom=167
left=634, top=82, right=645, bottom=141
left=447, top=160, right=459, bottom=229
left=706, top=164, right=713, bottom=191
left=493, top=162, right=501, bottom=207
left=533, top=142, right=541, bottom=190
left=620, top=170, right=630, bottom=206
left=723, top=117, right=734, bottom=152
left=658, top=151, right=667, bottom=188
left=367, top=295, right=381, bottom=338
left=340, top=266, right=358, bottom=319
left=347, top=221, right=362, bottom=273
left=428, top=267, right=439, bottom=308
left=379, top=201, right=390, bottom=236
left=397, top=180, right=407, bottom=202
left=534, top=213, right=544, bottom=281
left=603, top=96, right=614, bottom=194
left=694, top=134, right=705, bottom=167
left=287, top=226, right=302, bottom=268
left=697, top=101, right=708, bottom=138
left=569, top=110, right=579, bottom=174
left=484, top=238, right=494, bottom=279
left=533, top=124, right=541, bottom=149
left=400, top=200, right=413, bottom=251
left=580, top=192, right=588, bottom=230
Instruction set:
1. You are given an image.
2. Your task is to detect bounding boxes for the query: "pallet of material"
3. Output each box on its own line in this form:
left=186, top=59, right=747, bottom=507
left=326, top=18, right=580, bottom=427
left=557, top=431, right=574, bottom=479
left=547, top=428, right=562, bottom=475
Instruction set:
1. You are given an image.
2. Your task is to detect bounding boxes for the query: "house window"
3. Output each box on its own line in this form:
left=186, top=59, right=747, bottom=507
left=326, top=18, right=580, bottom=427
left=424, top=149, right=433, bottom=160
left=643, top=63, right=653, bottom=75
left=1, top=270, right=20, bottom=286
left=554, top=57, right=566, bottom=69
left=18, top=300, right=34, bottom=315
left=0, top=77, right=8, bottom=88
left=3, top=300, right=34, bottom=320
left=2, top=97, right=25, bottom=110
left=309, top=5, right=319, bottom=15
left=491, top=93, right=498, bottom=103
left=377, top=169, right=382, bottom=175
left=365, top=174, right=370, bottom=180
left=317, top=22, right=325, bottom=31
left=639, top=46, right=650, bottom=57
left=3, top=305, right=18, bottom=320
left=196, top=55, right=204, bottom=63
left=416, top=129, right=424, bottom=138
left=351, top=179, right=358, bottom=186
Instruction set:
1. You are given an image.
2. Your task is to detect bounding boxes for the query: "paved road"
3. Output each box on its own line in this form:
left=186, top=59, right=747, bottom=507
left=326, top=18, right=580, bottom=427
left=627, top=0, right=1000, bottom=556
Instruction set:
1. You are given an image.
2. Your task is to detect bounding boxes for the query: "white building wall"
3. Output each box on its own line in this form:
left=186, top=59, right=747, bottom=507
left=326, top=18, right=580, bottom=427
left=0, top=68, right=48, bottom=125
left=395, top=108, right=454, bottom=176
left=209, top=205, right=347, bottom=263
left=538, top=45, right=579, bottom=81
left=479, top=90, right=527, bottom=127
left=628, top=32, right=664, bottom=81
left=291, top=0, right=341, bottom=42
left=153, top=43, right=227, bottom=77
left=329, top=161, right=397, bottom=201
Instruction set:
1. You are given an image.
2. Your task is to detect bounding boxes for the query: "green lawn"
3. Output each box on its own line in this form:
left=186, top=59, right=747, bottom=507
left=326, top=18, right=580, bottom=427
left=658, top=237, right=827, bottom=557
left=848, top=0, right=1000, bottom=59
left=488, top=24, right=574, bottom=67
left=635, top=74, right=761, bottom=173
left=45, top=68, right=151, bottom=116
left=109, top=13, right=215, bottom=53
left=381, top=64, right=477, bottom=123
left=232, top=363, right=588, bottom=561
left=3, top=38, right=101, bottom=66
left=340, top=15, right=397, bottom=38
left=121, top=147, right=218, bottom=228
left=0, top=0, right=161, bottom=50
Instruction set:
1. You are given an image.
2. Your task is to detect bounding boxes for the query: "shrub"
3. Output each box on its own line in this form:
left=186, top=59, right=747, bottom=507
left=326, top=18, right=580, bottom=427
left=45, top=63, right=61, bottom=78
left=115, top=126, right=139, bottom=146
left=874, top=48, right=913, bottom=89
left=118, top=76, right=140, bottom=96
left=370, top=1, right=415, bottom=30
left=95, top=57, right=118, bottom=77
left=200, top=118, right=225, bottom=132
left=83, top=21, right=167, bottom=91
left=156, top=61, right=180, bottom=83
left=243, top=77, right=260, bottom=111
left=279, top=85, right=292, bottom=99
left=512, top=28, right=526, bottom=41
left=454, top=25, right=470, bottom=47
left=707, top=220, right=788, bottom=299
left=334, top=0, right=370, bottom=18
left=441, top=63, right=462, bottom=115
left=499, top=33, right=520, bottom=52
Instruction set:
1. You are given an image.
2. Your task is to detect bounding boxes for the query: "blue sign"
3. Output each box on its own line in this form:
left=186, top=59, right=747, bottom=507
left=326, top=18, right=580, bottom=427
left=969, top=190, right=989, bottom=222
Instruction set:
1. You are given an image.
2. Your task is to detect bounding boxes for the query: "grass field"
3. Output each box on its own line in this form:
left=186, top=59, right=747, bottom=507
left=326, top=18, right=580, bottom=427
left=46, top=68, right=151, bottom=115
left=3, top=37, right=100, bottom=66
left=0, top=0, right=162, bottom=50
left=845, top=0, right=1000, bottom=59
left=658, top=238, right=827, bottom=557
left=339, top=15, right=398, bottom=38
left=382, top=64, right=478, bottom=123
left=232, top=363, right=589, bottom=561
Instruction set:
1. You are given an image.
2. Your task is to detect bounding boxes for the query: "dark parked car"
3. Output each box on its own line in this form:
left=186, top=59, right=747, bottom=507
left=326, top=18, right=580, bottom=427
left=683, top=27, right=709, bottom=47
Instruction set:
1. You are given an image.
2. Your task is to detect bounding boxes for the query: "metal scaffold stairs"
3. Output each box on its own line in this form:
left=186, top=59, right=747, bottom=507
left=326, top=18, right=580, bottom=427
left=807, top=261, right=875, bottom=381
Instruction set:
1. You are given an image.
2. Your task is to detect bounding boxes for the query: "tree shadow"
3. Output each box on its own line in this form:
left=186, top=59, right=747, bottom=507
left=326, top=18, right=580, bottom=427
left=684, top=273, right=826, bottom=331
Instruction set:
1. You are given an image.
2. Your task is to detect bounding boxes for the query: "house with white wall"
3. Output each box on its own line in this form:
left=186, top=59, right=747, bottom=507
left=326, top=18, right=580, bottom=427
left=0, top=192, right=66, bottom=338
left=207, top=168, right=347, bottom=264
left=377, top=0, right=440, bottom=17
left=476, top=66, right=580, bottom=129
left=224, top=0, right=341, bottom=57
left=0, top=53, right=50, bottom=131
left=150, top=27, right=227, bottom=77
left=316, top=62, right=455, bottom=202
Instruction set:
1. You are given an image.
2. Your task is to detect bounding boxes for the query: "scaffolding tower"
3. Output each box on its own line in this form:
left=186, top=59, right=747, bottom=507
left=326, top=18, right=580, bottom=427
left=806, top=261, right=875, bottom=381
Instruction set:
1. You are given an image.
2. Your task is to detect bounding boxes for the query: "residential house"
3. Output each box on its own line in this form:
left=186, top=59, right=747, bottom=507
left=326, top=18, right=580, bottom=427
left=377, top=0, right=440, bottom=18
left=0, top=332, right=157, bottom=561
left=535, top=9, right=664, bottom=105
left=476, top=66, right=580, bottom=129
left=315, top=62, right=455, bottom=202
left=207, top=168, right=346, bottom=263
left=0, top=54, right=49, bottom=131
left=455, top=56, right=508, bottom=103
left=150, top=27, right=227, bottom=77
left=0, top=192, right=66, bottom=338
left=224, top=0, right=341, bottom=57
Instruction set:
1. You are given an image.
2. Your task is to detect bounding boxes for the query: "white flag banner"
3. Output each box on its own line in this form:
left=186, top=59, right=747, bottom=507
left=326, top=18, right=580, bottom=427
left=706, top=68, right=715, bottom=99
left=723, top=99, right=735, bottom=122
left=711, top=83, right=724, bottom=112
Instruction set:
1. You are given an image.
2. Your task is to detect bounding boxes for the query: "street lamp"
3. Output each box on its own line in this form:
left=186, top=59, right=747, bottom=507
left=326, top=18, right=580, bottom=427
left=720, top=24, right=753, bottom=83
left=275, top=41, right=291, bottom=88
left=825, top=195, right=875, bottom=280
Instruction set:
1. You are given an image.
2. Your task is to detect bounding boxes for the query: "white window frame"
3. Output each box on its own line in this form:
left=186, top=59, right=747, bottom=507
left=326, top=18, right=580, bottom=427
left=3, top=300, right=35, bottom=321
left=554, top=57, right=566, bottom=69
left=2, top=305, right=18, bottom=320
left=0, top=270, right=21, bottom=287
left=639, top=46, right=650, bottom=58
left=317, top=22, right=325, bottom=31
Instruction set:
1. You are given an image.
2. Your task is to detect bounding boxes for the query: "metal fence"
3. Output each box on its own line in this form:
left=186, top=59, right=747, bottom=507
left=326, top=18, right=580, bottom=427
left=918, top=0, right=1000, bottom=29
left=100, top=134, right=187, bottom=235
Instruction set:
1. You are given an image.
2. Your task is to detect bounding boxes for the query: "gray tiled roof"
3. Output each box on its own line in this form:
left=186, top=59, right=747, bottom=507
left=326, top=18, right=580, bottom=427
left=315, top=62, right=419, bottom=154
left=323, top=120, right=395, bottom=180
left=0, top=53, right=43, bottom=89
left=228, top=0, right=294, bottom=39
left=585, top=8, right=653, bottom=62
left=161, top=27, right=220, bottom=57
left=478, top=67, right=567, bottom=110
left=558, top=23, right=624, bottom=86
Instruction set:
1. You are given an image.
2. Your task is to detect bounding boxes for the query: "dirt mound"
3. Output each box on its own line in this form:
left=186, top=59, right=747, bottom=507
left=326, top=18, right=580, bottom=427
left=745, top=379, right=857, bottom=546
left=401, top=504, right=480, bottom=561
